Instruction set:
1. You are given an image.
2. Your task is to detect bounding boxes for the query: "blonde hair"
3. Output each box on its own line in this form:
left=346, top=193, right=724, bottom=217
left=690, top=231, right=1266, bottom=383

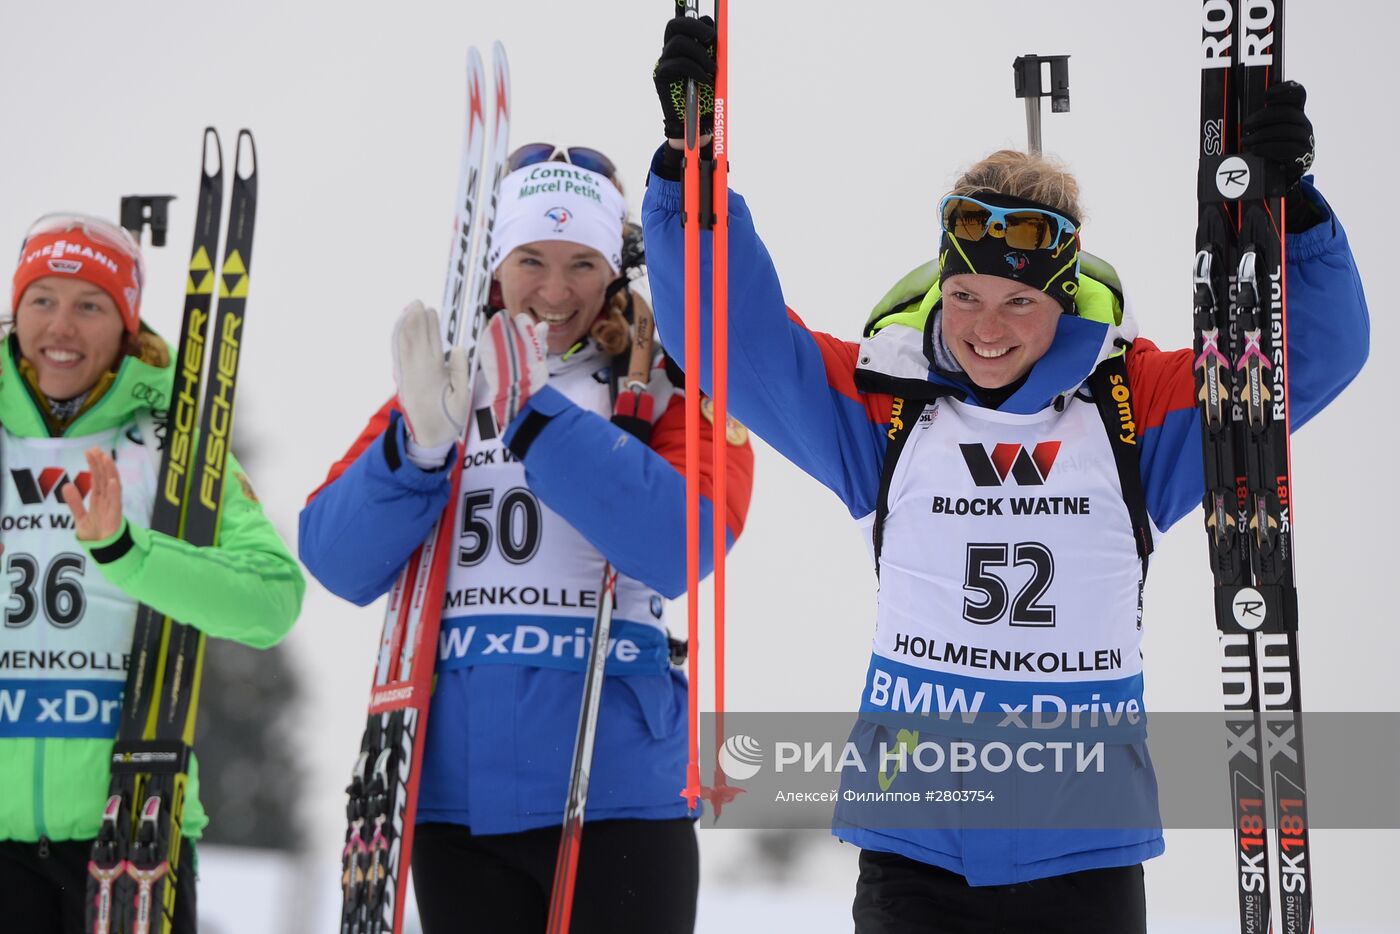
left=950, top=150, right=1084, bottom=220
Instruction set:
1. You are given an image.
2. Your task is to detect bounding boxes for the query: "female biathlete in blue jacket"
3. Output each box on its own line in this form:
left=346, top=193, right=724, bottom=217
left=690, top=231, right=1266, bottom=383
left=646, top=17, right=1367, bottom=934
left=300, top=147, right=754, bottom=934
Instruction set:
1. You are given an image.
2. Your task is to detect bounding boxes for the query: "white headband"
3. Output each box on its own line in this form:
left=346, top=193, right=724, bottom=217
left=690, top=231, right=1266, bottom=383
left=489, top=164, right=627, bottom=273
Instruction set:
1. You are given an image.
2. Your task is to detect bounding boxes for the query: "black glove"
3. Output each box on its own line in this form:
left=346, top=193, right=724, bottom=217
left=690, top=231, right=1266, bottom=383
left=1242, top=80, right=1315, bottom=190
left=654, top=8, right=717, bottom=140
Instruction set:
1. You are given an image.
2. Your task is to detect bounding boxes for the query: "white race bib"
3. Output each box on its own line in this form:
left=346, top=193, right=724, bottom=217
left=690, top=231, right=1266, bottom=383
left=0, top=420, right=159, bottom=738
left=436, top=358, right=670, bottom=676
left=865, top=397, right=1146, bottom=718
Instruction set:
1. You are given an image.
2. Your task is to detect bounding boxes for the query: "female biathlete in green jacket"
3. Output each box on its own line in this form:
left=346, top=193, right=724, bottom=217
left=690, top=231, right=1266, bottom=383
left=0, top=214, right=305, bottom=933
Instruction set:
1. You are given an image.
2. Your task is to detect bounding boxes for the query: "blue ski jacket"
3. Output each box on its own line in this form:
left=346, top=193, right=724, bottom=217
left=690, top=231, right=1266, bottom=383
left=641, top=145, right=1368, bottom=884
left=300, top=339, right=753, bottom=835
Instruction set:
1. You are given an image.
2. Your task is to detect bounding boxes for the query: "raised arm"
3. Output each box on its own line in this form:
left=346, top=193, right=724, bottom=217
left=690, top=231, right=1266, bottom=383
left=642, top=151, right=893, bottom=518
left=83, top=451, right=304, bottom=648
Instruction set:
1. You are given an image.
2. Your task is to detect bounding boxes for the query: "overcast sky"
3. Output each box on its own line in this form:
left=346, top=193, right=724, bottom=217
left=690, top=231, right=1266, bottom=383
left=3, top=2, right=1394, bottom=930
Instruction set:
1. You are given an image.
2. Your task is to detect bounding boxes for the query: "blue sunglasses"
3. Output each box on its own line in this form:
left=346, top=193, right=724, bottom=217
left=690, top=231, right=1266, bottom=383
left=507, top=144, right=618, bottom=181
left=939, top=195, right=1078, bottom=251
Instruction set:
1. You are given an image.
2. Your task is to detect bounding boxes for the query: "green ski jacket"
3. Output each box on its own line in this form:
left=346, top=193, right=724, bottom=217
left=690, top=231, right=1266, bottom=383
left=0, top=332, right=305, bottom=842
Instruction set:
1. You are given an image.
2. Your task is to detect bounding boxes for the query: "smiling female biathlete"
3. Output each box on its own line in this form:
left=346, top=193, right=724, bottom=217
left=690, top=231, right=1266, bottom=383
left=300, top=146, right=754, bottom=934
left=0, top=214, right=305, bottom=933
left=644, top=17, right=1368, bottom=934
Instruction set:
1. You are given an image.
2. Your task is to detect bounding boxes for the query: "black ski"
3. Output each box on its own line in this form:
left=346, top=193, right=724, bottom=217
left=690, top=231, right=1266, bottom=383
left=86, top=129, right=259, bottom=934
left=87, top=128, right=223, bottom=934
left=1193, top=3, right=1313, bottom=932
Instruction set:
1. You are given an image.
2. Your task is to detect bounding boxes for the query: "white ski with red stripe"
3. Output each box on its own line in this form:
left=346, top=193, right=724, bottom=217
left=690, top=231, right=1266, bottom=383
left=340, top=42, right=510, bottom=934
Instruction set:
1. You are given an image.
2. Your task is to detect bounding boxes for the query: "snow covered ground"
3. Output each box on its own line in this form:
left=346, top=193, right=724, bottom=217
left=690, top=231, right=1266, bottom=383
left=197, top=828, right=1396, bottom=933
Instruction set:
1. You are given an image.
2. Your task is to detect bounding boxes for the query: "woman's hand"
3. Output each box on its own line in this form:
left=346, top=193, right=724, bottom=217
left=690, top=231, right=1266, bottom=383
left=62, top=447, right=124, bottom=542
left=1242, top=80, right=1315, bottom=190
left=393, top=300, right=473, bottom=449
left=479, top=311, right=550, bottom=436
left=654, top=3, right=717, bottom=147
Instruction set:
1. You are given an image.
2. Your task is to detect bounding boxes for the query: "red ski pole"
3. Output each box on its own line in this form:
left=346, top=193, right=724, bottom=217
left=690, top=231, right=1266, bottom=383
left=680, top=0, right=707, bottom=812
left=707, top=0, right=742, bottom=816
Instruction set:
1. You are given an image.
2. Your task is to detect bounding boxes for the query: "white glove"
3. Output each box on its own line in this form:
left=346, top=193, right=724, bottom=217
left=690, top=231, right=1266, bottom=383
left=392, top=301, right=472, bottom=453
left=478, top=311, right=550, bottom=436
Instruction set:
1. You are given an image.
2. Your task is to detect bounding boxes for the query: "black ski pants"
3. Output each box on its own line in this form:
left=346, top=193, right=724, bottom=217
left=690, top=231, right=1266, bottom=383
left=853, top=849, right=1146, bottom=934
left=412, top=817, right=698, bottom=934
left=0, top=837, right=198, bottom=934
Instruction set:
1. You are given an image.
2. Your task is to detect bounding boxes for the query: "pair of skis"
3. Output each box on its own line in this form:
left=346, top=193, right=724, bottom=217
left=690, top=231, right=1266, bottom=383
left=337, top=44, right=511, bottom=934
left=86, top=127, right=258, bottom=934
left=1192, top=2, right=1314, bottom=933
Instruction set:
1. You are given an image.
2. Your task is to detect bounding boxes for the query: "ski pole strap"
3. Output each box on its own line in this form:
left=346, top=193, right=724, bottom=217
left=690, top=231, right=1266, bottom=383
left=1086, top=350, right=1154, bottom=571
left=872, top=396, right=928, bottom=578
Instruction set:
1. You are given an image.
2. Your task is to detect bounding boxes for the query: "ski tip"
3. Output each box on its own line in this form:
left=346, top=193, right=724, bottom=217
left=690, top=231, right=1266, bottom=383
left=234, top=130, right=257, bottom=182
left=201, top=128, right=223, bottom=179
left=492, top=42, right=510, bottom=124
left=467, top=46, right=487, bottom=130
left=493, top=41, right=510, bottom=107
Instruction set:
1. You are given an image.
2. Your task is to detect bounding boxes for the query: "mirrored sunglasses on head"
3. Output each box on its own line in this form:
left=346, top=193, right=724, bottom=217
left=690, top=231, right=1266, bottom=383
left=23, top=213, right=143, bottom=260
left=507, top=143, right=618, bottom=182
left=938, top=195, right=1077, bottom=251
left=20, top=213, right=145, bottom=284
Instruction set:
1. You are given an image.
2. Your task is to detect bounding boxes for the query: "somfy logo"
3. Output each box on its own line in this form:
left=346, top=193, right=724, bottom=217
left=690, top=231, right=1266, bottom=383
left=717, top=734, right=764, bottom=781
left=11, top=468, right=92, bottom=504
left=959, top=441, right=1061, bottom=487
